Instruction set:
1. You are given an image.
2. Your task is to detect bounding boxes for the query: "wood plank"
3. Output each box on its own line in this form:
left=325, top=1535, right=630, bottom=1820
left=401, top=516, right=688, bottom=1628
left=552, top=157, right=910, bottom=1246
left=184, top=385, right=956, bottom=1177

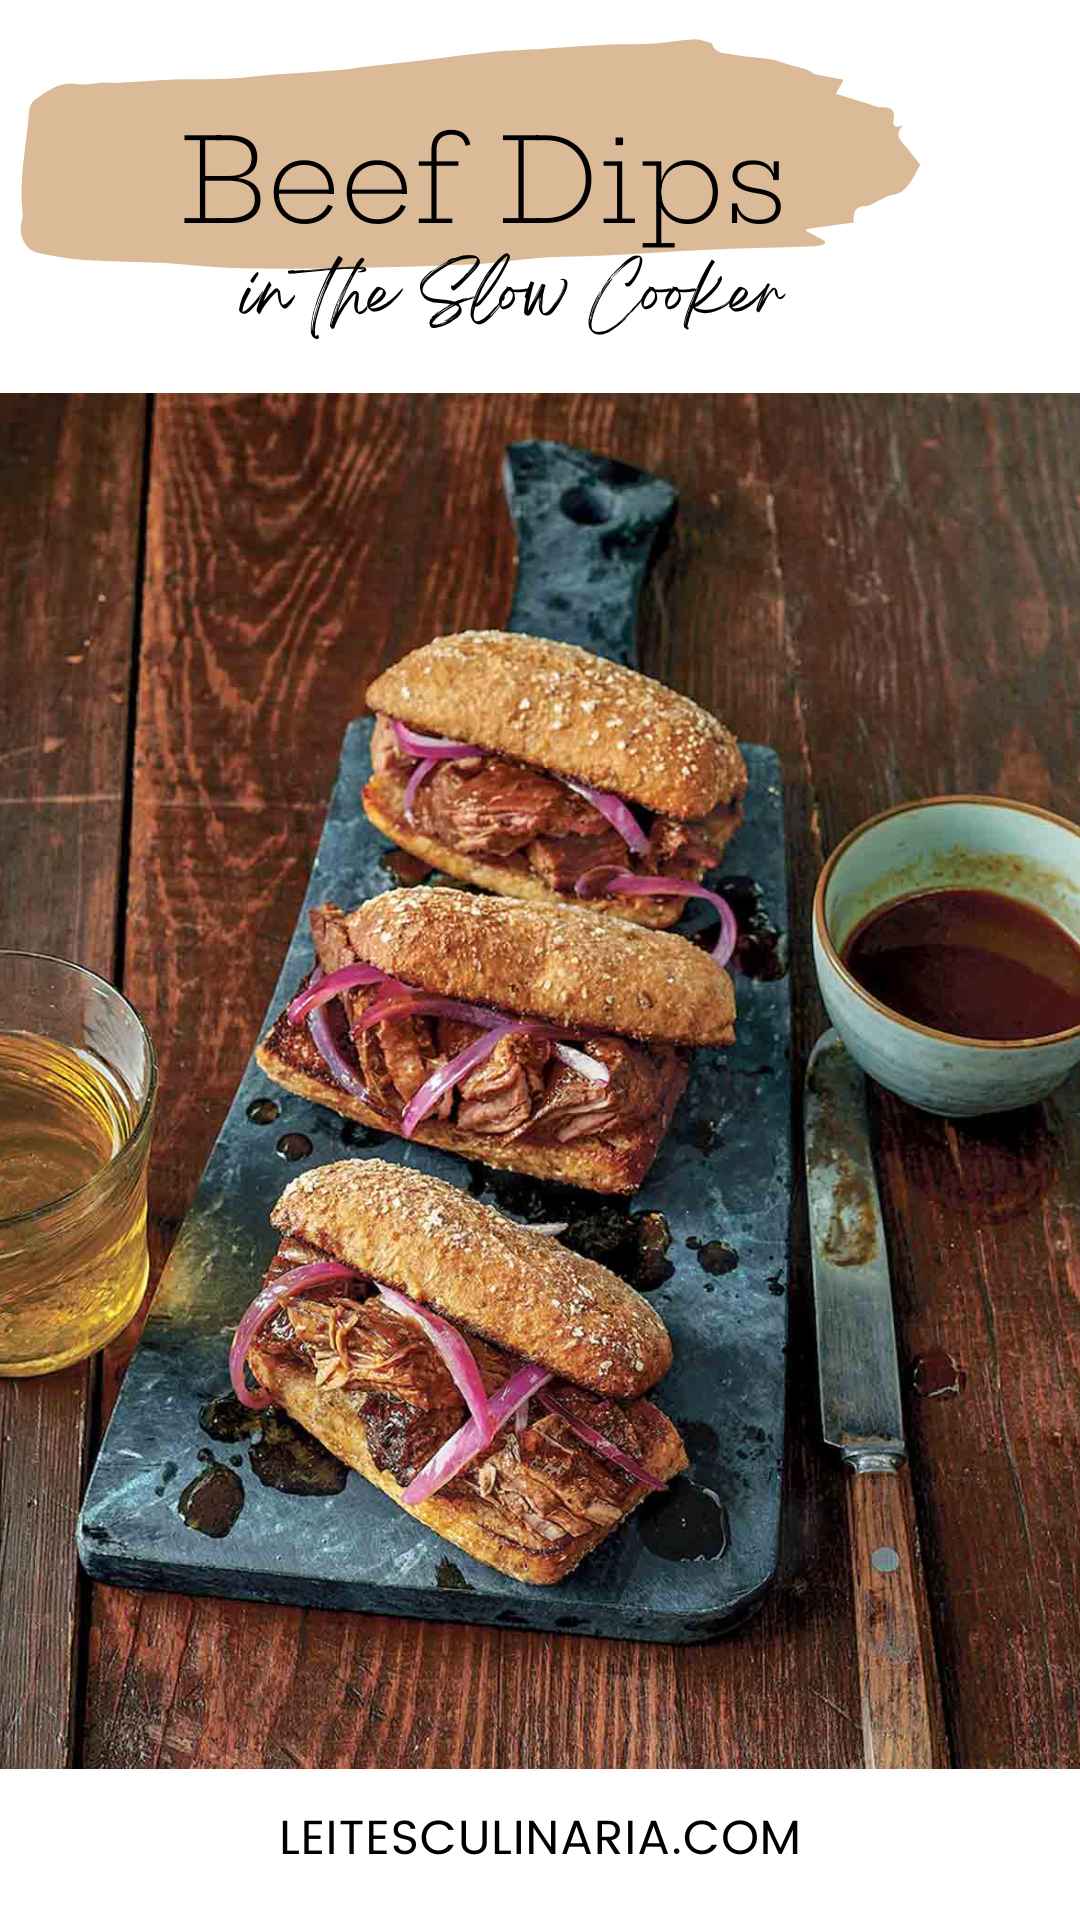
left=84, top=394, right=862, bottom=1768
left=758, top=393, right=1080, bottom=1766
left=0, top=394, right=147, bottom=1768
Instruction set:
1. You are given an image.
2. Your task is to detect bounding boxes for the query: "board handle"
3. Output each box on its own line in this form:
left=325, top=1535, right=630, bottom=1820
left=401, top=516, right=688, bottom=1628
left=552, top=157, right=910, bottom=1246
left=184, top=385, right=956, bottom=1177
left=845, top=1458, right=949, bottom=1768
left=503, top=441, right=676, bottom=668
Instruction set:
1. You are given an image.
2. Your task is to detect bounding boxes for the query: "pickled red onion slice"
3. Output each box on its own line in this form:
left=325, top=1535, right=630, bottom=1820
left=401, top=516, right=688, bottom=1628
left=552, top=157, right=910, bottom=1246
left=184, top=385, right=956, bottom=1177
left=552, top=1042, right=608, bottom=1084
left=401, top=1024, right=506, bottom=1136
left=308, top=997, right=372, bottom=1104
left=388, top=719, right=649, bottom=855
left=391, top=719, right=479, bottom=759
left=558, top=776, right=650, bottom=856
left=288, top=963, right=390, bottom=1024
left=298, top=979, right=612, bottom=1139
left=229, top=1260, right=356, bottom=1409
left=537, top=1387, right=666, bottom=1491
left=399, top=1362, right=553, bottom=1507
left=353, top=992, right=507, bottom=1035
left=575, top=866, right=738, bottom=968
left=358, top=994, right=610, bottom=1124
left=293, top=966, right=379, bottom=1103
left=403, top=756, right=439, bottom=823
left=373, top=1282, right=495, bottom=1443
left=399, top=1368, right=665, bottom=1511
left=390, top=720, right=485, bottom=821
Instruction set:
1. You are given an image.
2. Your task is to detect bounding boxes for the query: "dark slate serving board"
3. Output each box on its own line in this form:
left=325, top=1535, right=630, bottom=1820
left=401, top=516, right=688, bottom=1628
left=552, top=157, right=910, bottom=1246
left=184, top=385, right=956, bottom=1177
left=78, top=444, right=791, bottom=1642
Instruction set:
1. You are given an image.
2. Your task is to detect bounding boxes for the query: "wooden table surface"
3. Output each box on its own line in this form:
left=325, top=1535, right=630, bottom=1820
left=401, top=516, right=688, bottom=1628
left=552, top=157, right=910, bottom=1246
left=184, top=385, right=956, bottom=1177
left=2, top=394, right=1078, bottom=1770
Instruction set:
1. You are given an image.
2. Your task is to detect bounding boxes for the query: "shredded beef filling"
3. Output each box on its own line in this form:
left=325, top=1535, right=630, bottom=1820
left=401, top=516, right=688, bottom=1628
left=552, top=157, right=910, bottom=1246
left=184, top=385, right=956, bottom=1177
left=370, top=714, right=738, bottom=889
left=524, top=1036, right=663, bottom=1145
left=256, top=1240, right=670, bottom=1545
left=333, top=980, right=675, bottom=1144
left=307, top=901, right=678, bottom=1144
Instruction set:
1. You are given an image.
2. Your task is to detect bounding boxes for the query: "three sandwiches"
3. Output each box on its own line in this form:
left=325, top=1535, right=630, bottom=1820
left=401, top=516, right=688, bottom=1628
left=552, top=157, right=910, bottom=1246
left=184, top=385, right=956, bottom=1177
left=364, top=631, right=747, bottom=927
left=238, top=629, right=748, bottom=1582
left=257, top=885, right=735, bottom=1194
left=231, top=1160, right=688, bottom=1584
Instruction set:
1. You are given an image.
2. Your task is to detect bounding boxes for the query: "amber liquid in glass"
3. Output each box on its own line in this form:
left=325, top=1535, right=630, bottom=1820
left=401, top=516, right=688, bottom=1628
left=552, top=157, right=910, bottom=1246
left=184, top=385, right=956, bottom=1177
left=0, top=1030, right=148, bottom=1373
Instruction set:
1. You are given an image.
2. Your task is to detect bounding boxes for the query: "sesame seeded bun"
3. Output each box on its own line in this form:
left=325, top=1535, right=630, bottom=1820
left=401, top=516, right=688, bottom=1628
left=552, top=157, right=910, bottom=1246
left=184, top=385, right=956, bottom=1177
left=343, top=888, right=736, bottom=1048
left=270, top=1158, right=673, bottom=1398
left=365, top=631, right=747, bottom=820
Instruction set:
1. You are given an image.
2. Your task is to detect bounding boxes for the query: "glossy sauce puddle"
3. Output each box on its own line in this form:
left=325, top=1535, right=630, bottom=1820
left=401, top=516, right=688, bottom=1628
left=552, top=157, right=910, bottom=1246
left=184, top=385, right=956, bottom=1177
left=843, top=887, right=1080, bottom=1041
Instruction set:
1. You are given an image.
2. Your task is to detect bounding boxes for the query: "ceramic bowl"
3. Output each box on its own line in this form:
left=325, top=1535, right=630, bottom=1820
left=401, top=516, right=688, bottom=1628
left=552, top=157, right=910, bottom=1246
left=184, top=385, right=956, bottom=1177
left=812, top=796, right=1080, bottom=1117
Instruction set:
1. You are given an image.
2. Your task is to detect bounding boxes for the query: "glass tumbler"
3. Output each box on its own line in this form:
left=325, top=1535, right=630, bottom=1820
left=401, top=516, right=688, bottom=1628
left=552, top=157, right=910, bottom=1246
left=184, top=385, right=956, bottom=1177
left=0, top=952, right=157, bottom=1375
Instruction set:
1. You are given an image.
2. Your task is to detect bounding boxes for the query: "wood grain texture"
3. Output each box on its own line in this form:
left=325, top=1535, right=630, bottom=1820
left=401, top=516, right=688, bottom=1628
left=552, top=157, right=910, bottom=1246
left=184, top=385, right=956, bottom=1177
left=845, top=1465, right=947, bottom=1768
left=56, top=393, right=1080, bottom=1770
left=0, top=394, right=147, bottom=1767
left=758, top=395, right=1080, bottom=1766
left=84, top=395, right=861, bottom=1769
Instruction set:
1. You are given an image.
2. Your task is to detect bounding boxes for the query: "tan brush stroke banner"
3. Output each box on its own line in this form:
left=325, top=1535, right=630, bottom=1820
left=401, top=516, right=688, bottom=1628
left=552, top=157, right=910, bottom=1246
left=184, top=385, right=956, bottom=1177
left=23, top=41, right=916, bottom=267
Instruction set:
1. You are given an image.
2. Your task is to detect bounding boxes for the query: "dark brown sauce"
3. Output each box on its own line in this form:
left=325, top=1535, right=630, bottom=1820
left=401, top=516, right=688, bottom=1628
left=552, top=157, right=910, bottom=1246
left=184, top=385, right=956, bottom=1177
left=380, top=847, right=433, bottom=885
left=196, top=1393, right=349, bottom=1498
left=434, top=1557, right=473, bottom=1591
left=842, top=888, right=1080, bottom=1042
left=463, top=1165, right=673, bottom=1291
left=637, top=1478, right=728, bottom=1562
left=718, top=876, right=788, bottom=980
left=684, top=1114, right=721, bottom=1154
left=632, top=1211, right=675, bottom=1290
left=249, top=1409, right=349, bottom=1495
left=687, top=1236, right=739, bottom=1276
left=178, top=1461, right=245, bottom=1537
left=913, top=1349, right=967, bottom=1399
left=199, top=1391, right=263, bottom=1444
left=551, top=1200, right=674, bottom=1292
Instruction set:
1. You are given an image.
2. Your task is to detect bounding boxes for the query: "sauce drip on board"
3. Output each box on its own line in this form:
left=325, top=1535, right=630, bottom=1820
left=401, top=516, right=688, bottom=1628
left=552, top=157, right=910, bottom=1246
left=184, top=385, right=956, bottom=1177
left=842, top=888, right=1080, bottom=1042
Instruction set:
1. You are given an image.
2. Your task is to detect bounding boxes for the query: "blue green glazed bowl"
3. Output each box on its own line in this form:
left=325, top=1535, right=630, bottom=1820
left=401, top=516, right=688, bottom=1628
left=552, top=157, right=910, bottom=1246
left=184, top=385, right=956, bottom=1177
left=812, top=795, right=1080, bottom=1117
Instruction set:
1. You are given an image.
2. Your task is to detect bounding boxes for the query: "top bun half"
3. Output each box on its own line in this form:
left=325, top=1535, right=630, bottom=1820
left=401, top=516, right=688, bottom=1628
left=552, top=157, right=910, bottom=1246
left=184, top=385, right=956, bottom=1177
left=333, top=887, right=736, bottom=1048
left=366, top=631, right=747, bottom=821
left=271, top=1158, right=673, bottom=1398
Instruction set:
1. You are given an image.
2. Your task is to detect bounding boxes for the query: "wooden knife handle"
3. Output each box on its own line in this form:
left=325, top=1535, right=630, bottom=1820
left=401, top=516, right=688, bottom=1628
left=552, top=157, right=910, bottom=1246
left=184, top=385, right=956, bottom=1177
left=844, top=1461, right=948, bottom=1768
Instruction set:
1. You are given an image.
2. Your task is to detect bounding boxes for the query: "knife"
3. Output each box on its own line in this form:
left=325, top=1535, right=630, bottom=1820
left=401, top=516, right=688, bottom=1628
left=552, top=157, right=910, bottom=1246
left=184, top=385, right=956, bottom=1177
left=804, top=1028, right=947, bottom=1769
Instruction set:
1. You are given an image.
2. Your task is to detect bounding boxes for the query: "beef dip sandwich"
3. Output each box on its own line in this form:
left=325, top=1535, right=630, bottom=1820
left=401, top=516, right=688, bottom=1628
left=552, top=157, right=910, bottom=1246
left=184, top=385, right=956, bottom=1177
left=256, top=886, right=736, bottom=1194
left=229, top=1160, right=688, bottom=1584
left=363, top=631, right=748, bottom=929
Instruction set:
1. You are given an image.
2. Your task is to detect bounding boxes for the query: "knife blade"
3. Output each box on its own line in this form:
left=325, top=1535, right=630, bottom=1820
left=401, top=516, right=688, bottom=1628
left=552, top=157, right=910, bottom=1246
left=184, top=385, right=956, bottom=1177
left=803, top=1028, right=945, bottom=1767
left=804, top=1027, right=905, bottom=1469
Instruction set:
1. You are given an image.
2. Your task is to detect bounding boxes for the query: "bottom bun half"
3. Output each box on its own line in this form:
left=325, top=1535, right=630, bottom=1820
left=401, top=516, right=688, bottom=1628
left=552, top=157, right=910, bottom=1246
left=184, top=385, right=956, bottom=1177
left=249, top=1342, right=687, bottom=1585
left=364, top=780, right=726, bottom=929
left=256, top=1009, right=688, bottom=1195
